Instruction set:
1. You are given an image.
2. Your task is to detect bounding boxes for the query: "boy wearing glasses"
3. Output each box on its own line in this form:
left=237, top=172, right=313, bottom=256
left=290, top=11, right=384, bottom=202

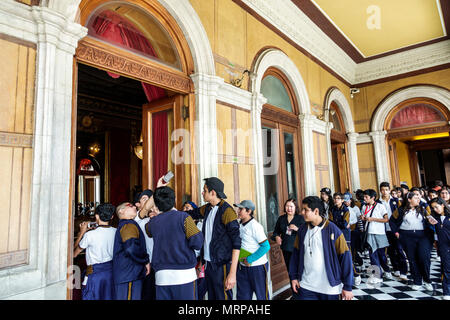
left=112, top=202, right=150, bottom=300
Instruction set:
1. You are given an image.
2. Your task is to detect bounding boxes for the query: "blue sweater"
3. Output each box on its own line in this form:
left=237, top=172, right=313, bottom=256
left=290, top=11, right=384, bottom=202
left=289, top=219, right=354, bottom=292
left=112, top=219, right=149, bottom=284
left=434, top=215, right=450, bottom=248
left=145, top=210, right=203, bottom=272
left=188, top=200, right=241, bottom=265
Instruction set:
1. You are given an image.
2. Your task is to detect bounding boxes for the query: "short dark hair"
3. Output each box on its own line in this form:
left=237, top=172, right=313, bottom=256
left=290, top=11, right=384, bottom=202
left=95, top=203, right=115, bottom=222
left=333, top=192, right=343, bottom=199
left=400, top=184, right=409, bottom=190
left=153, top=186, right=175, bottom=212
left=284, top=198, right=299, bottom=215
left=302, top=196, right=325, bottom=218
left=380, top=182, right=390, bottom=190
left=410, top=187, right=420, bottom=193
left=363, top=189, right=377, bottom=199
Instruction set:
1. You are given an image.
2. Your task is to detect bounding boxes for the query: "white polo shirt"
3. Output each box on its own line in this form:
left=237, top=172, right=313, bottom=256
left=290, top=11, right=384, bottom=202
left=362, top=203, right=387, bottom=235
left=239, top=218, right=268, bottom=266
left=79, top=226, right=116, bottom=266
left=135, top=213, right=154, bottom=262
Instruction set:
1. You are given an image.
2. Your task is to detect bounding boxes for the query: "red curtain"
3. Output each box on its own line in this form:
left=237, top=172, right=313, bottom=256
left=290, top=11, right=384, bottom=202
left=152, top=111, right=168, bottom=190
left=110, top=129, right=131, bottom=206
left=90, top=10, right=166, bottom=102
left=391, top=104, right=445, bottom=129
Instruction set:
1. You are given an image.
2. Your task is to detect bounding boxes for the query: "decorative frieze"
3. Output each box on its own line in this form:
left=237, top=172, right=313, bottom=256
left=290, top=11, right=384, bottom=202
left=0, top=132, right=33, bottom=148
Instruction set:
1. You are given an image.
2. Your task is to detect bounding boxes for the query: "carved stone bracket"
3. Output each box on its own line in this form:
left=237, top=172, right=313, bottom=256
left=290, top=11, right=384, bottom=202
left=76, top=39, right=192, bottom=94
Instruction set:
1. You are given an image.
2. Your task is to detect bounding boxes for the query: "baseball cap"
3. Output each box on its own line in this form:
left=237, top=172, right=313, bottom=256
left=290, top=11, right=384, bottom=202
left=204, top=177, right=227, bottom=199
left=233, top=200, right=256, bottom=211
left=320, top=187, right=331, bottom=195
left=343, top=193, right=351, bottom=202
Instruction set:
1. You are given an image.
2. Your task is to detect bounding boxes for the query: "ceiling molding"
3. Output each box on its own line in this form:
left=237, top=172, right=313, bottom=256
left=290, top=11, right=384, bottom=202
left=235, top=0, right=450, bottom=86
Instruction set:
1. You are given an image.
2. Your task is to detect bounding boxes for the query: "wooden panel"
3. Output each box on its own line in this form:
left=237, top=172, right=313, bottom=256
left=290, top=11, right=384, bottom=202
left=235, top=109, right=252, bottom=158
left=238, top=164, right=255, bottom=204
left=357, top=143, right=378, bottom=189
left=216, top=103, right=232, bottom=156
left=0, top=38, right=36, bottom=268
left=218, top=163, right=235, bottom=206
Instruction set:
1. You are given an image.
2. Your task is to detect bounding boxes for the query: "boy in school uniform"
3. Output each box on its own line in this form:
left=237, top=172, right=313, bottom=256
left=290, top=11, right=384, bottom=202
left=186, top=177, right=241, bottom=300
left=234, top=200, right=271, bottom=300
left=289, top=196, right=354, bottom=300
left=113, top=202, right=150, bottom=300
left=74, top=203, right=116, bottom=300
left=144, top=186, right=204, bottom=300
left=380, top=182, right=408, bottom=281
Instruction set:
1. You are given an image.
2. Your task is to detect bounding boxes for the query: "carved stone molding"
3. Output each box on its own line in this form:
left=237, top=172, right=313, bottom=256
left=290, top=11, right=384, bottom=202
left=387, top=124, right=450, bottom=140
left=0, top=132, right=33, bottom=148
left=76, top=40, right=192, bottom=94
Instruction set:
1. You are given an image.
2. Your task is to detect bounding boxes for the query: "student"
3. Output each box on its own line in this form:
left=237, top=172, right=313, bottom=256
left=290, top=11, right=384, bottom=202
left=233, top=200, right=270, bottom=300
left=411, top=187, right=432, bottom=215
left=320, top=187, right=333, bottom=219
left=428, top=189, right=438, bottom=201
left=429, top=198, right=450, bottom=300
left=183, top=201, right=198, bottom=212
left=74, top=203, right=116, bottom=300
left=134, top=189, right=156, bottom=300
left=361, top=189, right=391, bottom=283
left=330, top=193, right=350, bottom=244
left=113, top=202, right=150, bottom=300
left=400, top=184, right=409, bottom=197
left=289, top=196, right=354, bottom=300
left=440, top=187, right=450, bottom=205
left=144, top=186, right=203, bottom=300
left=343, top=193, right=363, bottom=285
left=390, top=192, right=435, bottom=291
left=186, top=177, right=241, bottom=300
left=379, top=182, right=408, bottom=281
left=271, top=199, right=304, bottom=271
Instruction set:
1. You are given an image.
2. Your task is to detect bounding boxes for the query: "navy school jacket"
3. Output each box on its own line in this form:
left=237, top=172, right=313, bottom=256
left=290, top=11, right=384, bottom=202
left=145, top=209, right=203, bottom=272
left=433, top=215, right=450, bottom=248
left=187, top=199, right=241, bottom=265
left=289, top=219, right=354, bottom=292
left=112, top=219, right=149, bottom=284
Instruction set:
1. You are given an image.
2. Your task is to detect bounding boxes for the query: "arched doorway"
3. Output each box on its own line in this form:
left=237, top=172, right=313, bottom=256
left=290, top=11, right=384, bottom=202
left=69, top=0, right=197, bottom=299
left=260, top=67, right=304, bottom=295
left=385, top=97, right=450, bottom=187
left=329, top=102, right=351, bottom=193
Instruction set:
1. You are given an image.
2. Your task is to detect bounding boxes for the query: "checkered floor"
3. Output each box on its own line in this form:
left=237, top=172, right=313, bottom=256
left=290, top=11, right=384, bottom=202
left=352, top=249, right=445, bottom=300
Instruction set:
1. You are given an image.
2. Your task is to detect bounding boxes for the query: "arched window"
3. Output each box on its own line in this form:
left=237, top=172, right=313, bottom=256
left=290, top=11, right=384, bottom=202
left=260, top=75, right=293, bottom=112
left=86, top=2, right=181, bottom=70
left=389, top=103, right=446, bottom=129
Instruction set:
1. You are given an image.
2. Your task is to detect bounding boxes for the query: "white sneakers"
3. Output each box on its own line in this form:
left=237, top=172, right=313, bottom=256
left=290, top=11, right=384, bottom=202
left=354, top=275, right=362, bottom=286
left=393, top=271, right=401, bottom=277
left=443, top=295, right=450, bottom=300
left=368, top=276, right=383, bottom=284
left=423, top=282, right=434, bottom=292
left=411, top=284, right=422, bottom=290
left=384, top=272, right=393, bottom=280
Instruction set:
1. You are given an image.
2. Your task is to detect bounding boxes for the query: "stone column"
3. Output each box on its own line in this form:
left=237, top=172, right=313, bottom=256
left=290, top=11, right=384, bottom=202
left=299, top=113, right=318, bottom=196
left=347, top=132, right=361, bottom=192
left=370, top=130, right=390, bottom=187
left=190, top=73, right=222, bottom=202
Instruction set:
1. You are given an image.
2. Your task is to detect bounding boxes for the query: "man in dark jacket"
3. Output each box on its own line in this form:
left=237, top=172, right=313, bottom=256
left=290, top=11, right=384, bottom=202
left=187, top=177, right=241, bottom=300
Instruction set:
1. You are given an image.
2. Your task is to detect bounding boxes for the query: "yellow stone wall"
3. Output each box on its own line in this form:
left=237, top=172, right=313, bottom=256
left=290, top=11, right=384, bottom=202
left=0, top=37, right=36, bottom=269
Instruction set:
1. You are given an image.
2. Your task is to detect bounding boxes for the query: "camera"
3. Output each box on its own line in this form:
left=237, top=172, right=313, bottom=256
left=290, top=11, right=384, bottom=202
left=88, top=222, right=98, bottom=229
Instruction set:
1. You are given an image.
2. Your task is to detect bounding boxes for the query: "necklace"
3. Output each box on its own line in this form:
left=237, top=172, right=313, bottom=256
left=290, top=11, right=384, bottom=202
left=308, top=226, right=321, bottom=256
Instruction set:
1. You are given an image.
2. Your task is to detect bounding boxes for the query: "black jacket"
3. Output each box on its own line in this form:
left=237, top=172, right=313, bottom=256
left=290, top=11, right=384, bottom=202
left=188, top=200, right=241, bottom=265
left=271, top=214, right=304, bottom=252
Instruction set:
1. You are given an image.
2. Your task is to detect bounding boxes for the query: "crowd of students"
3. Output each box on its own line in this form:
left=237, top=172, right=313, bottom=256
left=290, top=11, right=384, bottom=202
left=73, top=177, right=450, bottom=301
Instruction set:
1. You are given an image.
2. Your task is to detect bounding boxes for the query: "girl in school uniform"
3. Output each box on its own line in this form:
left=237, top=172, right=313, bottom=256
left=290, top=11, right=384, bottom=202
left=234, top=200, right=271, bottom=300
left=429, top=197, right=450, bottom=300
left=390, top=192, right=436, bottom=291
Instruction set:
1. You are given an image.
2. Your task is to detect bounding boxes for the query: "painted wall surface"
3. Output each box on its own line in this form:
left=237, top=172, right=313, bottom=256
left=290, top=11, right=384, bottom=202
left=216, top=102, right=256, bottom=217
left=313, top=131, right=331, bottom=194
left=356, top=143, right=378, bottom=190
left=394, top=140, right=413, bottom=188
left=190, top=0, right=354, bottom=116
left=0, top=37, right=35, bottom=269
left=353, top=69, right=450, bottom=133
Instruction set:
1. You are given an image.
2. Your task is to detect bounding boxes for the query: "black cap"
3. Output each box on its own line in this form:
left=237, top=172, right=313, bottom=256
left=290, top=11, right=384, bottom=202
left=139, top=189, right=153, bottom=201
left=400, top=184, right=409, bottom=190
left=320, top=187, right=331, bottom=195
left=204, top=177, right=227, bottom=199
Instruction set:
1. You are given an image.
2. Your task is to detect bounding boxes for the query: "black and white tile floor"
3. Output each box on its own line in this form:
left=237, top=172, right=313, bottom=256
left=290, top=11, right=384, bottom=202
left=352, top=249, right=445, bottom=300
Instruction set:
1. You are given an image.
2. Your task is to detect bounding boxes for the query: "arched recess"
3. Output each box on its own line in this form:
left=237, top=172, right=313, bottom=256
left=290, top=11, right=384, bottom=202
left=249, top=48, right=313, bottom=296
left=323, top=87, right=360, bottom=192
left=370, top=85, right=450, bottom=187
